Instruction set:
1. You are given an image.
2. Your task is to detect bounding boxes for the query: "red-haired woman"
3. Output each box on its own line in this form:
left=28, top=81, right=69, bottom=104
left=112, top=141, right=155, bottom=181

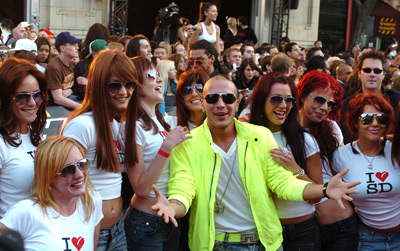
left=297, top=70, right=359, bottom=250
left=333, top=94, right=399, bottom=251
left=0, top=58, right=47, bottom=219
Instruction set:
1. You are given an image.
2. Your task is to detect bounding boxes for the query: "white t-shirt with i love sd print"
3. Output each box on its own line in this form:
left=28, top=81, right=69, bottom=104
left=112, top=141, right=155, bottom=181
left=332, top=141, right=400, bottom=229
left=0, top=132, right=36, bottom=218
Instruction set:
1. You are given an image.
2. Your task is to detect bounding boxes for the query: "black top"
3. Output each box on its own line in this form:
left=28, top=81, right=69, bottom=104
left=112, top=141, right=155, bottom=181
left=233, top=27, right=258, bottom=45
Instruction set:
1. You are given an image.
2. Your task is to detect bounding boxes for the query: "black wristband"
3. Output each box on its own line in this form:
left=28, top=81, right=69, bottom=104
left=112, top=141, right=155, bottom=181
left=322, top=182, right=330, bottom=199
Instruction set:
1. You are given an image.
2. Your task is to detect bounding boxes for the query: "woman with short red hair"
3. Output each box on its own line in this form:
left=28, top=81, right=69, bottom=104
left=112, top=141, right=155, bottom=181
left=333, top=93, right=400, bottom=250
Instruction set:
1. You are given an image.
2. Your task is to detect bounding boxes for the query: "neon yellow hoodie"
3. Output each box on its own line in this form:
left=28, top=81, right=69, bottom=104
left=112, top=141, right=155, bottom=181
left=168, top=118, right=310, bottom=251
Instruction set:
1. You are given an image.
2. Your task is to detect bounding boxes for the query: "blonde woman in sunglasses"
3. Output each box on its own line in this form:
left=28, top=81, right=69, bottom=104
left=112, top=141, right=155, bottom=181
left=0, top=136, right=103, bottom=250
left=0, top=58, right=47, bottom=219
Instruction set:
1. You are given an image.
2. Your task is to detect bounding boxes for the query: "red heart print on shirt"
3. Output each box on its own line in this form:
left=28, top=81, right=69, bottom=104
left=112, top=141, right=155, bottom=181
left=72, top=236, right=84, bottom=251
left=376, top=171, right=389, bottom=182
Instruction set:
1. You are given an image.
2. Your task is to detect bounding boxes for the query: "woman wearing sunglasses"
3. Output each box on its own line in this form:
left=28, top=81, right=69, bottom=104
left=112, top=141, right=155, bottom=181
left=0, top=136, right=103, bottom=250
left=175, top=68, right=209, bottom=130
left=246, top=72, right=322, bottom=250
left=157, top=60, right=178, bottom=116
left=333, top=94, right=399, bottom=250
left=0, top=58, right=47, bottom=219
left=123, top=56, right=190, bottom=250
left=297, top=70, right=359, bottom=251
left=62, top=50, right=138, bottom=251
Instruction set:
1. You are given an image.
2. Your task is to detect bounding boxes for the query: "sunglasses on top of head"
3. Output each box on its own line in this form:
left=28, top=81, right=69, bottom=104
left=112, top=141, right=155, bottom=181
left=57, top=159, right=89, bottom=178
left=182, top=84, right=203, bottom=96
left=204, top=93, right=237, bottom=104
left=361, top=68, right=383, bottom=74
left=267, top=95, right=296, bottom=108
left=107, top=82, right=136, bottom=95
left=359, top=113, right=388, bottom=125
left=309, top=95, right=336, bottom=110
left=13, top=91, right=44, bottom=106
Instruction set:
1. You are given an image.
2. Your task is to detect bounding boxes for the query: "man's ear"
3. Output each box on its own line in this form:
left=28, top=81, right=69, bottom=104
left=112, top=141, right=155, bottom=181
left=210, top=54, right=215, bottom=64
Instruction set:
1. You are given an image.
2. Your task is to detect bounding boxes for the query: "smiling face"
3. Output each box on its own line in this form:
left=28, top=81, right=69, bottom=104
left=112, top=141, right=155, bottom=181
left=357, top=104, right=387, bottom=144
left=168, top=66, right=177, bottom=81
left=50, top=146, right=87, bottom=203
left=184, top=82, right=203, bottom=113
left=12, top=75, right=42, bottom=133
left=139, top=39, right=152, bottom=59
left=264, top=83, right=293, bottom=132
left=107, top=75, right=133, bottom=118
left=140, top=68, right=164, bottom=105
left=205, top=5, right=218, bottom=21
left=301, top=87, right=334, bottom=127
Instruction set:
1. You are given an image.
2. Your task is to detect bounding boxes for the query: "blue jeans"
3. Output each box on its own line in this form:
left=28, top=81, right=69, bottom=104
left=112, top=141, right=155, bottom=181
left=97, top=213, right=127, bottom=251
left=124, top=206, right=180, bottom=251
left=213, top=242, right=283, bottom=251
left=282, top=214, right=320, bottom=251
left=359, top=224, right=400, bottom=251
left=319, top=213, right=359, bottom=251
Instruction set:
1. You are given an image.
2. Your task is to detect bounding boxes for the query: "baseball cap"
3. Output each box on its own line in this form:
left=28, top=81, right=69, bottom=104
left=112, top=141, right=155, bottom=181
left=55, top=32, right=82, bottom=47
left=86, top=39, right=109, bottom=58
left=9, top=39, right=38, bottom=52
left=18, top=21, right=34, bottom=29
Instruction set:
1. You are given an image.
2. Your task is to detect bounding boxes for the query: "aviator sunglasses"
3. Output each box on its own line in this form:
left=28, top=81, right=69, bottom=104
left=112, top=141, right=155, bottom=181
left=145, top=70, right=161, bottom=79
left=13, top=91, right=44, bottom=106
left=267, top=95, right=296, bottom=108
left=362, top=68, right=383, bottom=74
left=205, top=93, right=237, bottom=104
left=107, top=82, right=136, bottom=95
left=359, top=113, right=388, bottom=125
left=57, top=159, right=89, bottom=178
left=182, top=84, right=203, bottom=96
left=309, top=95, right=336, bottom=110
left=188, top=55, right=211, bottom=66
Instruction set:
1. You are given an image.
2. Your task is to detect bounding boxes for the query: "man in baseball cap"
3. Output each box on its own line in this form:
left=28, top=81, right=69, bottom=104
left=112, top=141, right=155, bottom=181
left=9, top=38, right=37, bottom=61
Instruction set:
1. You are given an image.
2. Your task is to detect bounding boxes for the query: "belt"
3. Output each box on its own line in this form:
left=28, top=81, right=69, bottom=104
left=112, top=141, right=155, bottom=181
left=215, top=232, right=258, bottom=244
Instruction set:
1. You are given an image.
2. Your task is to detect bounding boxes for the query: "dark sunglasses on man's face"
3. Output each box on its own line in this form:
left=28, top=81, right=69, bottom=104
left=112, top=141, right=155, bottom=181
left=107, top=82, right=136, bottom=95
left=362, top=68, right=383, bottom=74
left=13, top=91, right=44, bottom=106
left=359, top=113, right=388, bottom=125
left=182, top=84, right=203, bottom=96
left=267, top=95, right=296, bottom=108
left=204, top=93, right=237, bottom=104
left=57, top=159, right=89, bottom=178
left=188, top=55, right=210, bottom=66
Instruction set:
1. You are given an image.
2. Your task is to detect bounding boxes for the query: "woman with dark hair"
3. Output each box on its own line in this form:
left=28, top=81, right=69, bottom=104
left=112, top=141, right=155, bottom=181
left=35, top=37, right=50, bottom=68
left=304, top=56, right=328, bottom=75
left=81, top=22, right=110, bottom=58
left=234, top=58, right=263, bottom=90
left=191, top=2, right=220, bottom=53
left=0, top=58, right=47, bottom=219
left=289, top=58, right=305, bottom=85
left=175, top=68, right=209, bottom=129
left=334, top=94, right=399, bottom=250
left=123, top=56, right=190, bottom=250
left=297, top=70, right=359, bottom=251
left=247, top=72, right=322, bottom=250
left=62, top=50, right=138, bottom=251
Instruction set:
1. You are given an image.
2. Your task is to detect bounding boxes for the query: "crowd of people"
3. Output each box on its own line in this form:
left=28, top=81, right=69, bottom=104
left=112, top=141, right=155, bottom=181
left=1, top=2, right=400, bottom=251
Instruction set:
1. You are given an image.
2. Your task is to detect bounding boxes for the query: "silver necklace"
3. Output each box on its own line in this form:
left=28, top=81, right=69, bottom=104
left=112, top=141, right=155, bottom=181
left=214, top=143, right=237, bottom=214
left=358, top=142, right=379, bottom=170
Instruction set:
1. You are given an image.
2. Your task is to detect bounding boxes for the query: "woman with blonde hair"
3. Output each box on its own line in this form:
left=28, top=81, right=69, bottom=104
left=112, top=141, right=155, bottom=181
left=224, top=17, right=237, bottom=49
left=157, top=59, right=178, bottom=115
left=0, top=136, right=103, bottom=250
left=168, top=53, right=188, bottom=80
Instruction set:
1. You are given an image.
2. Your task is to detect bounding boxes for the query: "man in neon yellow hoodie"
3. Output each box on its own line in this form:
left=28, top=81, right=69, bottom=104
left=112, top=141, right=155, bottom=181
left=152, top=75, right=360, bottom=251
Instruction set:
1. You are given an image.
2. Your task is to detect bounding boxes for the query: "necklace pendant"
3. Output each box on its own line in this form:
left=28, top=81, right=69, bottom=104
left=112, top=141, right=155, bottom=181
left=368, top=164, right=373, bottom=169
left=214, top=201, right=224, bottom=214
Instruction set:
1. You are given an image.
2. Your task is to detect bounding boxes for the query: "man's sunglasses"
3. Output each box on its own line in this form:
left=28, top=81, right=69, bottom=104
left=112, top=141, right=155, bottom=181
left=188, top=55, right=211, bottom=66
left=362, top=68, right=383, bottom=74
left=267, top=95, right=296, bottom=108
left=359, top=113, right=388, bottom=125
left=57, top=159, right=89, bottom=178
left=204, top=93, right=237, bottom=104
left=13, top=91, right=44, bottom=106
left=107, top=82, right=136, bottom=95
left=309, top=95, right=336, bottom=110
left=182, top=84, right=203, bottom=96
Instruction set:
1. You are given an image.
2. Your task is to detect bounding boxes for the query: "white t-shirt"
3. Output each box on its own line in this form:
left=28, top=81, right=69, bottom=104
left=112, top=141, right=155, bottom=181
left=332, top=141, right=400, bottom=229
left=0, top=133, right=36, bottom=218
left=213, top=138, right=257, bottom=234
left=0, top=191, right=103, bottom=251
left=62, top=112, right=123, bottom=200
left=271, top=131, right=319, bottom=219
left=134, top=116, right=176, bottom=197
left=198, top=22, right=217, bottom=44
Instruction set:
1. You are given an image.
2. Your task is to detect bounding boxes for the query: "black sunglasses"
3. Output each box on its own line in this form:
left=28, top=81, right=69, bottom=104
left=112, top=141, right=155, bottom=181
left=182, top=84, right=203, bottom=96
left=205, top=93, right=237, bottom=104
left=57, top=159, right=89, bottom=178
left=362, top=68, right=383, bottom=74
left=309, top=95, right=336, bottom=110
left=188, top=55, right=211, bottom=66
left=267, top=95, right=296, bottom=108
left=13, top=91, right=44, bottom=106
left=359, top=113, right=388, bottom=125
left=107, top=82, right=136, bottom=95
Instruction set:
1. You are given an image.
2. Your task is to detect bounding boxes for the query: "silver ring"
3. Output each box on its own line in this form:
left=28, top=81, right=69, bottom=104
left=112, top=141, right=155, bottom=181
left=282, top=148, right=289, bottom=157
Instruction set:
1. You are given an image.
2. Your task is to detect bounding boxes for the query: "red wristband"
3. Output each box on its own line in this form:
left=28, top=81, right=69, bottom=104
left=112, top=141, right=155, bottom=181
left=158, top=149, right=170, bottom=158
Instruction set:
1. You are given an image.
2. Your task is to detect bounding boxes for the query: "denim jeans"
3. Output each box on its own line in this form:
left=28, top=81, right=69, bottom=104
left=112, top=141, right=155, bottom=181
left=124, top=206, right=180, bottom=251
left=282, top=214, right=320, bottom=251
left=213, top=242, right=283, bottom=251
left=97, top=213, right=127, bottom=251
left=359, top=224, right=400, bottom=251
left=319, top=213, right=359, bottom=251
